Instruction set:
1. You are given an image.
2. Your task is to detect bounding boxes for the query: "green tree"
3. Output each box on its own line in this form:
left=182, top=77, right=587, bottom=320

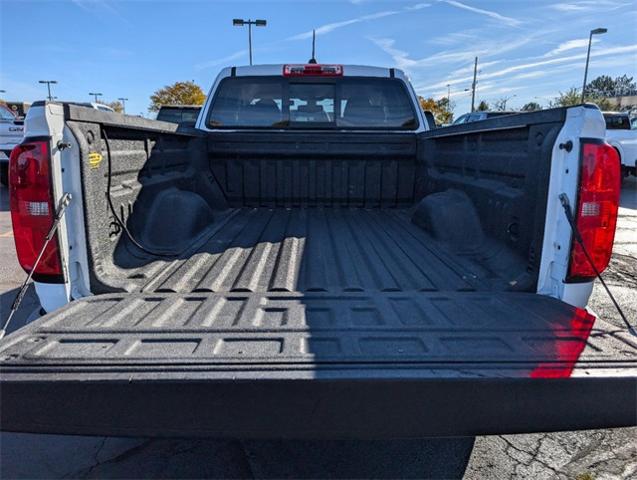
left=149, top=81, right=206, bottom=112
left=552, top=87, right=581, bottom=107
left=586, top=74, right=637, bottom=97
left=521, top=102, right=542, bottom=112
left=586, top=75, right=615, bottom=97
left=551, top=87, right=616, bottom=110
left=611, top=74, right=637, bottom=96
left=476, top=100, right=489, bottom=111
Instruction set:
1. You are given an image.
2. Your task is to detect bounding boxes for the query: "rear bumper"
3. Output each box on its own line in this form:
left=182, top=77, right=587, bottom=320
left=1, top=374, right=635, bottom=438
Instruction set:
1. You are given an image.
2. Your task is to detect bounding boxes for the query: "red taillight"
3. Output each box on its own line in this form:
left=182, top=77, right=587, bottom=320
left=283, top=64, right=343, bottom=77
left=9, top=139, right=64, bottom=282
left=567, top=141, right=620, bottom=282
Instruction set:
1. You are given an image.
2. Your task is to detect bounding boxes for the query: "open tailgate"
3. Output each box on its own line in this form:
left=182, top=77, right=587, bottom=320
left=1, top=291, right=636, bottom=438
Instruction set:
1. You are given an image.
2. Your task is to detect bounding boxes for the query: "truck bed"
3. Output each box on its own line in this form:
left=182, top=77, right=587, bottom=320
left=138, top=207, right=490, bottom=294
left=2, top=206, right=636, bottom=438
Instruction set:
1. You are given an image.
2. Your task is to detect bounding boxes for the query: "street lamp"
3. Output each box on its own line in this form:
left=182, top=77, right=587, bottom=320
left=233, top=18, right=267, bottom=65
left=38, top=80, right=57, bottom=101
left=89, top=92, right=103, bottom=103
left=118, top=97, right=129, bottom=114
left=581, top=27, right=607, bottom=103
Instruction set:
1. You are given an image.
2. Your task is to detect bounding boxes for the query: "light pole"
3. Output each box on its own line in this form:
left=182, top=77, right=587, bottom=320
left=233, top=18, right=267, bottom=65
left=470, top=57, right=478, bottom=112
left=118, top=97, right=129, bottom=114
left=581, top=27, right=607, bottom=103
left=38, top=80, right=57, bottom=101
left=89, top=92, right=103, bottom=103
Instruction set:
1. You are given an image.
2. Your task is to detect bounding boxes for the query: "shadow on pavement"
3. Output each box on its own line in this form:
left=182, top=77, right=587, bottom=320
left=620, top=176, right=636, bottom=210
left=0, top=185, right=8, bottom=212
left=0, top=434, right=475, bottom=479
left=0, top=284, right=40, bottom=335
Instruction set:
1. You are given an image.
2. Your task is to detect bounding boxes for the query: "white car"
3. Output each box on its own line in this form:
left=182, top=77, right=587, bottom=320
left=0, top=104, right=24, bottom=186
left=91, top=102, right=115, bottom=113
left=603, top=112, right=636, bottom=177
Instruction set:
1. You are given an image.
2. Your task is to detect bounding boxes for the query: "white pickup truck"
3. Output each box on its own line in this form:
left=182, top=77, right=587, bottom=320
left=603, top=111, right=637, bottom=177
left=1, top=64, right=634, bottom=438
left=0, top=104, right=24, bottom=186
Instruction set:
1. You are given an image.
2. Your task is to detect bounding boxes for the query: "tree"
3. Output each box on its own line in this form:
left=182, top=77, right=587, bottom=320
left=493, top=98, right=510, bottom=111
left=551, top=87, right=616, bottom=110
left=149, top=81, right=206, bottom=112
left=551, top=88, right=581, bottom=107
left=476, top=100, right=489, bottom=111
left=418, top=96, right=454, bottom=125
left=590, top=96, right=617, bottom=111
left=521, top=102, right=542, bottom=112
left=105, top=100, right=124, bottom=113
left=611, top=75, right=637, bottom=96
left=586, top=75, right=615, bottom=97
left=586, top=74, right=637, bottom=97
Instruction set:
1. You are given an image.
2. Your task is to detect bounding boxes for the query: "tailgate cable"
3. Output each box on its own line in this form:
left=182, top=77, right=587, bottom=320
left=559, top=193, right=635, bottom=336
left=103, top=129, right=177, bottom=258
left=0, top=192, right=72, bottom=340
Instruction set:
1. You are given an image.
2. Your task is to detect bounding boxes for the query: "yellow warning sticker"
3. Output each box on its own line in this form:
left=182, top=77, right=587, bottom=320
left=88, top=151, right=103, bottom=169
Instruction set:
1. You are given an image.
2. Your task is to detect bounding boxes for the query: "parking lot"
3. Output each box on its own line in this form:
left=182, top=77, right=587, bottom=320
left=0, top=179, right=636, bottom=479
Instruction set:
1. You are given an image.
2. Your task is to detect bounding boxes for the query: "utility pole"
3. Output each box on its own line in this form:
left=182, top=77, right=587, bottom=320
left=118, top=97, right=129, bottom=114
left=581, top=27, right=608, bottom=103
left=89, top=92, right=103, bottom=103
left=233, top=18, right=267, bottom=65
left=447, top=84, right=451, bottom=107
left=38, top=80, right=57, bottom=101
left=470, top=57, right=478, bottom=112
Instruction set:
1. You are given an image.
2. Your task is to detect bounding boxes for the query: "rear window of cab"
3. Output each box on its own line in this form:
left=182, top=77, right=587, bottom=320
left=604, top=114, right=631, bottom=130
left=206, top=76, right=419, bottom=130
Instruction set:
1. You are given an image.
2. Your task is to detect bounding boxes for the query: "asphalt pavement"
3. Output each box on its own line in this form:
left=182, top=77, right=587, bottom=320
left=0, top=179, right=635, bottom=479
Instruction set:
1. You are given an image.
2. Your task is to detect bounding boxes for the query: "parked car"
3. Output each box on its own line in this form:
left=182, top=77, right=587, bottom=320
left=91, top=102, right=115, bottom=113
left=156, top=104, right=202, bottom=127
left=3, top=101, right=31, bottom=119
left=0, top=104, right=24, bottom=186
left=603, top=111, right=636, bottom=177
left=1, top=64, right=634, bottom=439
left=452, top=110, right=517, bottom=124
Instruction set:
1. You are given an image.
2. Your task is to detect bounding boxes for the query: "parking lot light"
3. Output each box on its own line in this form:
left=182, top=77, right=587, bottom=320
left=38, top=80, right=57, bottom=101
left=232, top=18, right=267, bottom=65
left=582, top=28, right=608, bottom=103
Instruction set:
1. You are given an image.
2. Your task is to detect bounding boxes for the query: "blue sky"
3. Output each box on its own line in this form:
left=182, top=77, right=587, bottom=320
left=1, top=0, right=636, bottom=116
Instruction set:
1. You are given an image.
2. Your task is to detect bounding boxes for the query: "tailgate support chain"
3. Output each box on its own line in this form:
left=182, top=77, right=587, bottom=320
left=559, top=193, right=635, bottom=336
left=0, top=192, right=72, bottom=340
